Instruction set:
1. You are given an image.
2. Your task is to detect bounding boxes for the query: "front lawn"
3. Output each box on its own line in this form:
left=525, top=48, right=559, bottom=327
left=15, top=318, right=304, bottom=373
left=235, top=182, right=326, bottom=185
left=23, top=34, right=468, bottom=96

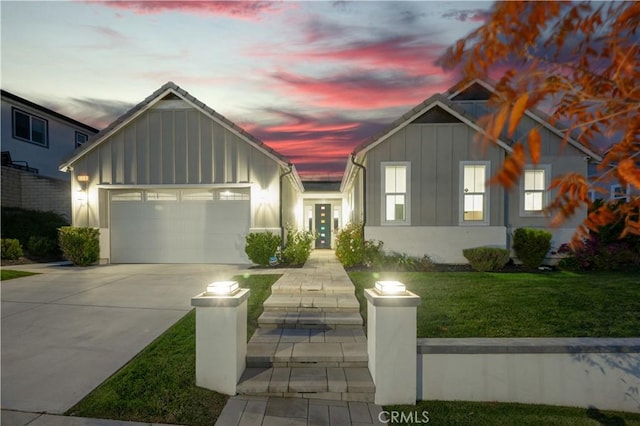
left=0, top=270, right=38, bottom=281
left=349, top=271, right=640, bottom=338
left=65, top=274, right=280, bottom=426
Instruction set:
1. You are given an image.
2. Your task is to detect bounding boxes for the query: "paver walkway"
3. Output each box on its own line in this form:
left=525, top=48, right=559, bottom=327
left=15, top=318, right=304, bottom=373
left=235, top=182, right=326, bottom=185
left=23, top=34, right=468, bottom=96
left=217, top=250, right=385, bottom=425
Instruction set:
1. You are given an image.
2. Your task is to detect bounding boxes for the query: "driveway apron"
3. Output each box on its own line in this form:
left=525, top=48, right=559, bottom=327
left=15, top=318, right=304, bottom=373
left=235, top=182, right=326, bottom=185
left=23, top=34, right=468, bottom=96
left=1, top=263, right=246, bottom=414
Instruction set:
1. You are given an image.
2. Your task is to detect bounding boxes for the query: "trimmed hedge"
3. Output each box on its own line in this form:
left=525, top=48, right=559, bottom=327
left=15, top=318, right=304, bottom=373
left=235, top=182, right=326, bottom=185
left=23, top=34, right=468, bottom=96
left=463, top=247, right=510, bottom=272
left=512, top=228, right=552, bottom=269
left=1, top=207, right=67, bottom=258
left=1, top=238, right=23, bottom=260
left=245, top=232, right=281, bottom=266
left=58, top=227, right=100, bottom=266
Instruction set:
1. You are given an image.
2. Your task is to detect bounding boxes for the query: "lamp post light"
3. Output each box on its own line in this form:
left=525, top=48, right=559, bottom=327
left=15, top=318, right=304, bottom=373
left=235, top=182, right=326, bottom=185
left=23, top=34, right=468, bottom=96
left=365, top=280, right=420, bottom=405
left=191, top=280, right=250, bottom=395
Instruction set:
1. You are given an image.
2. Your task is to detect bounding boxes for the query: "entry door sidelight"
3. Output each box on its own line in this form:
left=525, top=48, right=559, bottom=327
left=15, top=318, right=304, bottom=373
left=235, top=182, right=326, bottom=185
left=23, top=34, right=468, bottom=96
left=315, top=204, right=331, bottom=248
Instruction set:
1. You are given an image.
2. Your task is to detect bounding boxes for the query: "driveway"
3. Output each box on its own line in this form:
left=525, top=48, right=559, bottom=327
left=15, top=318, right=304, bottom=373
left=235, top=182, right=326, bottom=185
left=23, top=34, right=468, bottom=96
left=1, top=262, right=247, bottom=414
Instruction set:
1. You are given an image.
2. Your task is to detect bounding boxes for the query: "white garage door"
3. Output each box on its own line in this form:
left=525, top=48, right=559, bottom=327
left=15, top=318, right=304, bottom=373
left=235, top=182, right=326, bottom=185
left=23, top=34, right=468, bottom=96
left=110, top=188, right=250, bottom=264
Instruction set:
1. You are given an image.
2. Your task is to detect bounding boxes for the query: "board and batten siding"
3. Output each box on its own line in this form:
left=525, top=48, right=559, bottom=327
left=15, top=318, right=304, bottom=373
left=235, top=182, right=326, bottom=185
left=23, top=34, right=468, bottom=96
left=365, top=123, right=505, bottom=227
left=69, top=101, right=282, bottom=229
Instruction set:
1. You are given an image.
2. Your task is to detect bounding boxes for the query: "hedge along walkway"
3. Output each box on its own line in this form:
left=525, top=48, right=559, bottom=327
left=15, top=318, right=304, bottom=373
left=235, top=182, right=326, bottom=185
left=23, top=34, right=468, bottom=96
left=216, top=249, right=385, bottom=426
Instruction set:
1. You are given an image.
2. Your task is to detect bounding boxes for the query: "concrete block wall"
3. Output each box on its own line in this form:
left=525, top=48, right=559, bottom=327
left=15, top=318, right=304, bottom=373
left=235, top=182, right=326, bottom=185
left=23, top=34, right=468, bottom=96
left=1, top=166, right=71, bottom=220
left=417, top=338, right=640, bottom=413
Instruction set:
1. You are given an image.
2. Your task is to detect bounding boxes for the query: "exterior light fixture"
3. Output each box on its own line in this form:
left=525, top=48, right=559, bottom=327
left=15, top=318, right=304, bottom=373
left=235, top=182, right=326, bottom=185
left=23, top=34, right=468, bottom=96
left=206, top=281, right=240, bottom=296
left=76, top=190, right=88, bottom=205
left=375, top=280, right=406, bottom=295
left=77, top=174, right=89, bottom=182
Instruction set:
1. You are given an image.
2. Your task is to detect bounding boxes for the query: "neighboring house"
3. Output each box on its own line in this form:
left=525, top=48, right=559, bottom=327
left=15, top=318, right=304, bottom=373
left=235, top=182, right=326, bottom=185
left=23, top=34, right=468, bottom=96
left=59, top=82, right=304, bottom=264
left=341, top=79, right=603, bottom=264
left=1, top=90, right=99, bottom=219
left=587, top=152, right=640, bottom=203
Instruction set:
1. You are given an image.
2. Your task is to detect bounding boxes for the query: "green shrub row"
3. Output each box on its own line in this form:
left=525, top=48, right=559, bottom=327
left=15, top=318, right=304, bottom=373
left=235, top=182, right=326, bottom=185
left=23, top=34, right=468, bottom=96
left=1, top=238, right=23, bottom=260
left=282, top=226, right=315, bottom=266
left=463, top=247, right=510, bottom=272
left=1, top=207, right=68, bottom=259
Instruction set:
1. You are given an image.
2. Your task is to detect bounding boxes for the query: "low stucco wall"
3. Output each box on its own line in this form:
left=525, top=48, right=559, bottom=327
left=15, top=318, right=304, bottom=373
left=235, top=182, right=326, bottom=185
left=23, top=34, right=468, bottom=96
left=417, top=338, right=640, bottom=413
left=365, top=226, right=507, bottom=264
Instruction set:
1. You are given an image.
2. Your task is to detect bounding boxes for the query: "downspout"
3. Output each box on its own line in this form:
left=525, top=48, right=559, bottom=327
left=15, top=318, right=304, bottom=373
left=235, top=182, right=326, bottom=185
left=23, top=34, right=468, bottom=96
left=350, top=154, right=366, bottom=241
left=279, top=164, right=294, bottom=249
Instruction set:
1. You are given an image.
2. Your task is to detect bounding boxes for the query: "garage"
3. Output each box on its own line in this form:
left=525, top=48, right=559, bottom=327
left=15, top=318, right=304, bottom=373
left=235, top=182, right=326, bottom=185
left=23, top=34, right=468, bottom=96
left=110, top=188, right=250, bottom=264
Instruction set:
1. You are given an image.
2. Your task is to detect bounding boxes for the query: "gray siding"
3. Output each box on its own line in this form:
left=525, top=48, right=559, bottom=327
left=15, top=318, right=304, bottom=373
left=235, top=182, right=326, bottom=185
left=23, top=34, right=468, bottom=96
left=365, top=123, right=505, bottom=227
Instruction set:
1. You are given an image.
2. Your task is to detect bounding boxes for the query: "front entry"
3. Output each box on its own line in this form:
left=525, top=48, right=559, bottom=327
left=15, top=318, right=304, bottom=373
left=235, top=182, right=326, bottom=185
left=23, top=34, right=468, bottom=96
left=315, top=204, right=331, bottom=248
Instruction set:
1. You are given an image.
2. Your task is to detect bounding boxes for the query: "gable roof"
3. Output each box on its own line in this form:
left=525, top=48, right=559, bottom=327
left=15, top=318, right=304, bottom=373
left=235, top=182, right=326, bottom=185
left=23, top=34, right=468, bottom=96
left=59, top=82, right=293, bottom=172
left=1, top=89, right=99, bottom=133
left=446, top=78, right=603, bottom=161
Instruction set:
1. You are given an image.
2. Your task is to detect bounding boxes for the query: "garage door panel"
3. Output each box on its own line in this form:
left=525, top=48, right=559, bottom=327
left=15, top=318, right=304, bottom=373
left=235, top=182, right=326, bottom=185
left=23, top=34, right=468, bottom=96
left=110, top=190, right=250, bottom=264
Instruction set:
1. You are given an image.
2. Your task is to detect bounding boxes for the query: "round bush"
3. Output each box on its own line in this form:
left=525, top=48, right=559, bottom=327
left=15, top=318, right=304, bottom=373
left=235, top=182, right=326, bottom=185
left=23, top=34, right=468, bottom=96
left=245, top=232, right=281, bottom=266
left=58, top=227, right=100, bottom=266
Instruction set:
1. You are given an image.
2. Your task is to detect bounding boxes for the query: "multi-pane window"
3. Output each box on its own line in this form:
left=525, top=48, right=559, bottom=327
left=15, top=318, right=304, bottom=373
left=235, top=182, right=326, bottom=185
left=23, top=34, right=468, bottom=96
left=12, top=108, right=48, bottom=147
left=524, top=169, right=545, bottom=211
left=75, top=131, right=88, bottom=148
left=611, top=185, right=628, bottom=201
left=383, top=163, right=409, bottom=223
left=462, top=163, right=487, bottom=222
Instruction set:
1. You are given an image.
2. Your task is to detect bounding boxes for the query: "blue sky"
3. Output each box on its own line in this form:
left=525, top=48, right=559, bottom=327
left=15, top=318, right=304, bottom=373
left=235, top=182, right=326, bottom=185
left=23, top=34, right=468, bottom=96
left=1, top=1, right=493, bottom=178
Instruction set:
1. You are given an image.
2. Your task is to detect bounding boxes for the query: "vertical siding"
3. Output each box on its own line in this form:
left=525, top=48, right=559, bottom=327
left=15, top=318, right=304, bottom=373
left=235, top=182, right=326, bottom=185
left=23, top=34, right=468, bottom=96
left=136, top=116, right=148, bottom=183
left=187, top=111, right=200, bottom=183
left=148, top=111, right=162, bottom=183
left=161, top=111, right=174, bottom=183
left=124, top=125, right=136, bottom=183
left=174, top=110, right=187, bottom=183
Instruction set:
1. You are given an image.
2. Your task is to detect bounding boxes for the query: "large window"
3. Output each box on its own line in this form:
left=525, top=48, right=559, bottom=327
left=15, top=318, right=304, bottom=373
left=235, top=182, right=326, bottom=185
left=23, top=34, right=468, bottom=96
left=521, top=165, right=550, bottom=215
left=75, top=131, right=88, bottom=148
left=12, top=108, right=48, bottom=147
left=461, top=162, right=489, bottom=224
left=382, top=162, right=410, bottom=224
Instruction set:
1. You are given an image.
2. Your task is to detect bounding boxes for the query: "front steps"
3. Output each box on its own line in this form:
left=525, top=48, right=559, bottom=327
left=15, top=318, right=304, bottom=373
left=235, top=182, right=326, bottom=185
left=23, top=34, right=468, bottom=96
left=239, top=250, right=375, bottom=403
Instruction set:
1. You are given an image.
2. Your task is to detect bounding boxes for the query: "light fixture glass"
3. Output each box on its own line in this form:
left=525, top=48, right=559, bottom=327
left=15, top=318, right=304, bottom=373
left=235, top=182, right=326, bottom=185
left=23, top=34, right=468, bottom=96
left=207, top=281, right=240, bottom=295
left=375, top=280, right=406, bottom=295
left=77, top=174, right=89, bottom=182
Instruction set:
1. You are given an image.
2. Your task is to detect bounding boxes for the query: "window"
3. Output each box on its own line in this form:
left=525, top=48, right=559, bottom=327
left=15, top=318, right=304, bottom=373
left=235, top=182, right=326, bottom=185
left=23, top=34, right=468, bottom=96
left=521, top=165, right=550, bottom=216
left=75, top=131, right=88, bottom=148
left=182, top=190, right=214, bottom=201
left=611, top=184, right=628, bottom=201
left=12, top=108, right=48, bottom=147
left=382, top=163, right=410, bottom=224
left=146, top=191, right=178, bottom=201
left=460, top=162, right=489, bottom=224
left=219, top=189, right=250, bottom=201
left=111, top=191, right=142, bottom=201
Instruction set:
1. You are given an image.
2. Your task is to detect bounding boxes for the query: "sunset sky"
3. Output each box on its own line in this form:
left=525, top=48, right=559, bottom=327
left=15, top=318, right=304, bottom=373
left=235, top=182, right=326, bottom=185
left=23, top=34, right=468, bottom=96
left=1, top=1, right=493, bottom=179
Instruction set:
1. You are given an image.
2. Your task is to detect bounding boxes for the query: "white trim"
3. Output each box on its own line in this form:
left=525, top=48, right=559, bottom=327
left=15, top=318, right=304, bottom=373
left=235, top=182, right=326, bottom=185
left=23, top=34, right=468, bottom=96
left=381, top=162, right=411, bottom=226
left=459, top=161, right=491, bottom=226
left=610, top=184, right=629, bottom=201
left=520, top=164, right=551, bottom=217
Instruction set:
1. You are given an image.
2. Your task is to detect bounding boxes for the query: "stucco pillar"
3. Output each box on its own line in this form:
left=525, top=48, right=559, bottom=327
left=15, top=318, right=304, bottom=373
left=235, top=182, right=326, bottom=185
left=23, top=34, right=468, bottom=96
left=365, top=287, right=421, bottom=405
left=191, top=288, right=249, bottom=395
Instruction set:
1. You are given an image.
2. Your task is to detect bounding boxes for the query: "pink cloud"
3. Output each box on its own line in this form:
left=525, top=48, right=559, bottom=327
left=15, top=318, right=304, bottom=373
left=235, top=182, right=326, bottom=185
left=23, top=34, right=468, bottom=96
left=95, top=1, right=285, bottom=20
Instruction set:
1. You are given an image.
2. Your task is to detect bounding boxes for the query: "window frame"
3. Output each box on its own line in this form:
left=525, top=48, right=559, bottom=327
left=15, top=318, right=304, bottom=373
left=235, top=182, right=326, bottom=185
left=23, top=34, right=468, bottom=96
left=459, top=161, right=490, bottom=226
left=610, top=184, right=629, bottom=201
left=381, top=161, right=410, bottom=226
left=75, top=131, right=89, bottom=148
left=12, top=107, right=49, bottom=148
left=520, top=164, right=551, bottom=217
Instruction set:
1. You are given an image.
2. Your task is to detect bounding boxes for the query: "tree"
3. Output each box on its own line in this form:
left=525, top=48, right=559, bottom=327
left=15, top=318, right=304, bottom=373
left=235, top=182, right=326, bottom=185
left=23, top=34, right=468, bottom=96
left=440, top=1, right=639, bottom=245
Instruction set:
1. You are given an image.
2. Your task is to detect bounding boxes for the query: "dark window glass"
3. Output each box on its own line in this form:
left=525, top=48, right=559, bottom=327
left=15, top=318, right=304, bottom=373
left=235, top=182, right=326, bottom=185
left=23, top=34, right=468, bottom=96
left=14, top=111, right=30, bottom=139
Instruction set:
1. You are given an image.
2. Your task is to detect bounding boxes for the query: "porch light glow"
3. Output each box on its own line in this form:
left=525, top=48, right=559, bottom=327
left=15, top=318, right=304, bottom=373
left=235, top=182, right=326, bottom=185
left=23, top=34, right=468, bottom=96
left=207, top=281, right=240, bottom=296
left=76, top=190, right=88, bottom=205
left=77, top=174, right=89, bottom=182
left=375, top=280, right=406, bottom=295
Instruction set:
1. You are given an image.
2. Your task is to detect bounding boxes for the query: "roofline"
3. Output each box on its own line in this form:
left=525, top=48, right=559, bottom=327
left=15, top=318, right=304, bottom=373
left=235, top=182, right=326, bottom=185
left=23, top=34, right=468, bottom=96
left=446, top=78, right=603, bottom=162
left=1, top=89, right=99, bottom=133
left=59, top=82, right=293, bottom=172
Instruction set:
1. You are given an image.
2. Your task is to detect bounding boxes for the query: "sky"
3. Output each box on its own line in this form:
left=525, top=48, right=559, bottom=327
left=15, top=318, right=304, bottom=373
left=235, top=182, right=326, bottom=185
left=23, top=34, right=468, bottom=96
left=1, top=0, right=493, bottom=179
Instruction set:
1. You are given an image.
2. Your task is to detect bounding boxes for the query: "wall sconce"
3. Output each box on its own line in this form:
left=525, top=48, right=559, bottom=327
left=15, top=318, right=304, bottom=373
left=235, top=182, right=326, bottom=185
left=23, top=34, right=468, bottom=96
left=77, top=174, right=89, bottom=183
left=77, top=190, right=88, bottom=206
left=374, top=280, right=406, bottom=295
left=206, top=281, right=240, bottom=296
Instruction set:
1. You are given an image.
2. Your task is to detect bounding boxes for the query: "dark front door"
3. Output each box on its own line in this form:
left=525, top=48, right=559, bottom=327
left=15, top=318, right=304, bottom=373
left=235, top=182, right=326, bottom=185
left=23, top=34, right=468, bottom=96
left=315, top=204, right=331, bottom=249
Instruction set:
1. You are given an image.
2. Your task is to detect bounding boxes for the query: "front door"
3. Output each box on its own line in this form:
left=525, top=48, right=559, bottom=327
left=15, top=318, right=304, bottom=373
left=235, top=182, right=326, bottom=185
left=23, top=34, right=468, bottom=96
left=315, top=203, right=331, bottom=248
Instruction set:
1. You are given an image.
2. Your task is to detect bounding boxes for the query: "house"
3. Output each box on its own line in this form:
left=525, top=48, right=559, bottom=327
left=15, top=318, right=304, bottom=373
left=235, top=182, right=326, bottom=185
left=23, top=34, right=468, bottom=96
left=341, top=79, right=603, bottom=264
left=1, top=90, right=99, bottom=218
left=59, top=82, right=304, bottom=264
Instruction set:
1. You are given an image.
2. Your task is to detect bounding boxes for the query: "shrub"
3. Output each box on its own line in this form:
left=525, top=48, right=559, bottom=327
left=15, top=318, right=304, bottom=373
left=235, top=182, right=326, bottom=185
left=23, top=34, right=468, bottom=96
left=58, top=227, right=100, bottom=266
left=1, top=238, right=23, bottom=260
left=463, top=247, right=510, bottom=272
left=1, top=207, right=68, bottom=249
left=335, top=222, right=366, bottom=267
left=27, top=236, right=58, bottom=259
left=245, top=232, right=281, bottom=266
left=282, top=226, right=315, bottom=265
left=512, top=228, right=552, bottom=269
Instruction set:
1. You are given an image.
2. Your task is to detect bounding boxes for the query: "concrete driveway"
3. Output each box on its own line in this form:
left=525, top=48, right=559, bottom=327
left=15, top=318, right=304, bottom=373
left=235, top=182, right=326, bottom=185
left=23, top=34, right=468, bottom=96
left=1, top=262, right=248, bottom=414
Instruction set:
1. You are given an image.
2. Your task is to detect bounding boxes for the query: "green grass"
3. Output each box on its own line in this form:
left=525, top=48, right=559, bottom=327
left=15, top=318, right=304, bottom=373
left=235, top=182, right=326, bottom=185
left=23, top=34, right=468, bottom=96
left=386, top=400, right=640, bottom=425
left=65, top=274, right=280, bottom=426
left=0, top=270, right=38, bottom=280
left=349, top=271, right=640, bottom=337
